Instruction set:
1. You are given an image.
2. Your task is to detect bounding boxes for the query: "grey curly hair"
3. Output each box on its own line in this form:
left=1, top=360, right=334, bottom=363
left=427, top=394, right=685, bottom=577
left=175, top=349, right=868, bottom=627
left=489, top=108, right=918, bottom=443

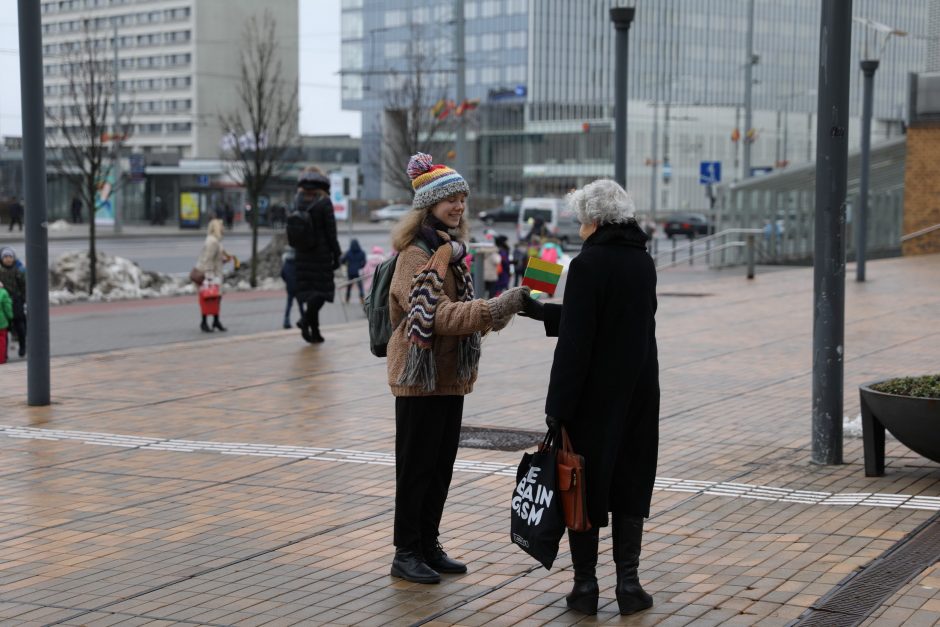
left=566, top=179, right=636, bottom=226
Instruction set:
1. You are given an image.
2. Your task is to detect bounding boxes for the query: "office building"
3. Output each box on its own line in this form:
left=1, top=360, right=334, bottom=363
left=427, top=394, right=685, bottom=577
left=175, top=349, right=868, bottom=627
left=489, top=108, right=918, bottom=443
left=41, top=0, right=298, bottom=160
left=341, top=0, right=928, bottom=211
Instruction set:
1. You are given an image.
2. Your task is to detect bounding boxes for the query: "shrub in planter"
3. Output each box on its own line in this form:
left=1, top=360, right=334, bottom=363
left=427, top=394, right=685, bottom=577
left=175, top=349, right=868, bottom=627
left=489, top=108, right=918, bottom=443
left=859, top=374, right=940, bottom=477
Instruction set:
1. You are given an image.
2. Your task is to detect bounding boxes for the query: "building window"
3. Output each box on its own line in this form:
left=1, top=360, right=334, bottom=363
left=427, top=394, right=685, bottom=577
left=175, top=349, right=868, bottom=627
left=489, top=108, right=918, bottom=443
left=384, top=41, right=405, bottom=58
left=167, top=122, right=192, bottom=133
left=384, top=9, right=405, bottom=28
left=341, top=10, right=363, bottom=39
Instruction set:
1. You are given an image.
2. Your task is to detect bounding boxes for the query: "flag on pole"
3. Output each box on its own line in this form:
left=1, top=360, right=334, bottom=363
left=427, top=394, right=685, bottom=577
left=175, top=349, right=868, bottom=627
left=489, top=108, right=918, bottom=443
left=522, top=257, right=563, bottom=296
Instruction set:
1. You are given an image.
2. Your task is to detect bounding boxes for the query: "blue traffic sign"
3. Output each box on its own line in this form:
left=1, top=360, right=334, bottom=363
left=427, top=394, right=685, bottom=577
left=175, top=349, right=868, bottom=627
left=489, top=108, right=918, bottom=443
left=196, top=174, right=210, bottom=186
left=699, top=161, right=721, bottom=185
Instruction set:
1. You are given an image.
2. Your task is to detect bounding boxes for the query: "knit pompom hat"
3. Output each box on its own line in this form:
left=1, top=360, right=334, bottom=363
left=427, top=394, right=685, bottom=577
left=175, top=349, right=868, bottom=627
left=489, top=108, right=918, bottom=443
left=407, top=153, right=470, bottom=211
left=298, top=167, right=330, bottom=192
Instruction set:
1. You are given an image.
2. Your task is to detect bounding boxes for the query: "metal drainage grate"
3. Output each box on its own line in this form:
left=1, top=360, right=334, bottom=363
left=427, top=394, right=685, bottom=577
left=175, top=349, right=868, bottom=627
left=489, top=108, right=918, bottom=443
left=459, top=426, right=544, bottom=451
left=792, top=511, right=940, bottom=626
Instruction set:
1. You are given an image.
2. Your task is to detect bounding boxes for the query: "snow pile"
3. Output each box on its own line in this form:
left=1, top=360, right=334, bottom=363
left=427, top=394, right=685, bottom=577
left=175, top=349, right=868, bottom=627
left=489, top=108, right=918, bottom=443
left=229, top=232, right=289, bottom=284
left=48, top=219, right=72, bottom=232
left=843, top=414, right=863, bottom=438
left=49, top=251, right=193, bottom=304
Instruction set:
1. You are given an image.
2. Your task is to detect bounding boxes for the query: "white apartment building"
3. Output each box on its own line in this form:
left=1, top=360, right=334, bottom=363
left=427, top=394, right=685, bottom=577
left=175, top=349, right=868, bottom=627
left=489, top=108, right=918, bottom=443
left=40, top=0, right=298, bottom=160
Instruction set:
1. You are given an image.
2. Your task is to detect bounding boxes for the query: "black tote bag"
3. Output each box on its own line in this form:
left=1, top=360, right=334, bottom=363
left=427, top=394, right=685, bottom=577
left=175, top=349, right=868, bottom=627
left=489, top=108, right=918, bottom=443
left=510, top=431, right=566, bottom=569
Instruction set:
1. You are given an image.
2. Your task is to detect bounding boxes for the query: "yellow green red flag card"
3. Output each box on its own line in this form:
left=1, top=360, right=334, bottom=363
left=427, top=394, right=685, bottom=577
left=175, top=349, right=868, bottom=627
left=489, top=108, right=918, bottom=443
left=522, top=257, right=563, bottom=296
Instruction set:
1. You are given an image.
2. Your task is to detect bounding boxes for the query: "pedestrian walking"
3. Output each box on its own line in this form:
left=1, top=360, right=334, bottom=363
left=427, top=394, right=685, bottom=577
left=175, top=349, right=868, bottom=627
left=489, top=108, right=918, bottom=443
left=512, top=240, right=528, bottom=287
left=340, top=238, right=367, bottom=304
left=8, top=197, right=24, bottom=232
left=194, top=218, right=232, bottom=333
left=386, top=152, right=530, bottom=584
left=495, top=235, right=511, bottom=295
left=293, top=167, right=341, bottom=344
left=361, top=245, right=386, bottom=293
left=152, top=196, right=165, bottom=226
left=483, top=245, right=501, bottom=297
left=70, top=196, right=83, bottom=224
left=223, top=202, right=234, bottom=230
left=519, top=179, right=659, bottom=617
left=0, top=247, right=27, bottom=358
left=0, top=279, right=12, bottom=364
left=279, top=246, right=305, bottom=329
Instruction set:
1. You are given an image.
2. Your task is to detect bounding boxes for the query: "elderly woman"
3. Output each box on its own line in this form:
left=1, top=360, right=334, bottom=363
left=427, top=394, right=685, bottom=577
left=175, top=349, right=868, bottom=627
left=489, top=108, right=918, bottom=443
left=521, top=179, right=659, bottom=616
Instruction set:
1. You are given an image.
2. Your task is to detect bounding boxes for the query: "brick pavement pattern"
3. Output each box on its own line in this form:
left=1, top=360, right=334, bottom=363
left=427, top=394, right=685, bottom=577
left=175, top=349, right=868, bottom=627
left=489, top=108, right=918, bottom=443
left=0, top=255, right=937, bottom=626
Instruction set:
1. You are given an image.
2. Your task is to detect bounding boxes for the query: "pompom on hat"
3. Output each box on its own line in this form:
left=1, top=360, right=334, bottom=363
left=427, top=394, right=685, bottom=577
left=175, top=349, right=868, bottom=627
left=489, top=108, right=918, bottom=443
left=407, top=152, right=470, bottom=211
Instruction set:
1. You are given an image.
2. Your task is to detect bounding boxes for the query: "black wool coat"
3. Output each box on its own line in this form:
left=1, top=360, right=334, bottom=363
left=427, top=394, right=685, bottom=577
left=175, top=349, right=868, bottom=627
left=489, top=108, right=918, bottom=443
left=295, top=195, right=342, bottom=303
left=542, top=221, right=659, bottom=526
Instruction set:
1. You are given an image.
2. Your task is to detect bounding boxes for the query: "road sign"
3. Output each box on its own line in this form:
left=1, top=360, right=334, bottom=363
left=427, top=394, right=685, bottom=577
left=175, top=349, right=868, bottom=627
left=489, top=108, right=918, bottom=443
left=196, top=174, right=210, bottom=186
left=662, top=161, right=672, bottom=184
left=699, top=161, right=721, bottom=185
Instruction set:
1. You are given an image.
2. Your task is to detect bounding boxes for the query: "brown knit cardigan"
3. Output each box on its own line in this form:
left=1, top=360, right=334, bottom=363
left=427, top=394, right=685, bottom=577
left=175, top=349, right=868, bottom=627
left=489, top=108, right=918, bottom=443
left=387, top=243, right=493, bottom=397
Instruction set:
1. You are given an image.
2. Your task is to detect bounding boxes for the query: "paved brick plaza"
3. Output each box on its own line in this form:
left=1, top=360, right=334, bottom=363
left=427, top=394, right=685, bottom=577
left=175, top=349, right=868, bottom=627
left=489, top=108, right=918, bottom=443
left=0, top=255, right=938, bottom=626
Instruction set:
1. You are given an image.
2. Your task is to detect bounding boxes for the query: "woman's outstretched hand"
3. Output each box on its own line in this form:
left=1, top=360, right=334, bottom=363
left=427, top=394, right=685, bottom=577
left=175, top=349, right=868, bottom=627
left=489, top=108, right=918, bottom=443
left=518, top=291, right=545, bottom=321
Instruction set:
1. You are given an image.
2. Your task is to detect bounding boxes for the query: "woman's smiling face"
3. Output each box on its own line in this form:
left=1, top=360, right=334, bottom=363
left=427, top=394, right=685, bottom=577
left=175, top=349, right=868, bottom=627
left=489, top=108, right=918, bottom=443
left=430, top=193, right=467, bottom=229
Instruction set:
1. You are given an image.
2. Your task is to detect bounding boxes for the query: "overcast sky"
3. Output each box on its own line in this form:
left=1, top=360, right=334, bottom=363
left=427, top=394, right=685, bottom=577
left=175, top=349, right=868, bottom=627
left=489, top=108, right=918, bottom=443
left=0, top=0, right=361, bottom=139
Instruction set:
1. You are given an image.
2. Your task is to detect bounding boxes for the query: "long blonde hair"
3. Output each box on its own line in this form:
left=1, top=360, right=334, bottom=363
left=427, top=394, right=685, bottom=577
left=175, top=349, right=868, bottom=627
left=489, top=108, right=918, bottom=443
left=391, top=207, right=470, bottom=252
left=207, top=218, right=224, bottom=239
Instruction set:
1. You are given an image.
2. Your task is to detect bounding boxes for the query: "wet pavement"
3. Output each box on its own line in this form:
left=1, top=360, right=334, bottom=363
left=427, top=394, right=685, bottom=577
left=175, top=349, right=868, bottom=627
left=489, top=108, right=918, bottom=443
left=0, top=254, right=937, bottom=626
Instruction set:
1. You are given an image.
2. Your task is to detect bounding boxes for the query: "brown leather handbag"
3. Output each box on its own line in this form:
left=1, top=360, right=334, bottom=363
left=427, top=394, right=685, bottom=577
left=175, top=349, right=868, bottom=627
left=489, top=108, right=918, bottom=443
left=556, top=427, right=591, bottom=532
left=189, top=267, right=205, bottom=286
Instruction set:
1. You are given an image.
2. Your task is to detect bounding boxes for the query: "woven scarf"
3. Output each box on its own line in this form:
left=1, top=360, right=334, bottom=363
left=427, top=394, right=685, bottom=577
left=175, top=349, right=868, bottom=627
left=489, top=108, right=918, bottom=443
left=398, top=232, right=482, bottom=393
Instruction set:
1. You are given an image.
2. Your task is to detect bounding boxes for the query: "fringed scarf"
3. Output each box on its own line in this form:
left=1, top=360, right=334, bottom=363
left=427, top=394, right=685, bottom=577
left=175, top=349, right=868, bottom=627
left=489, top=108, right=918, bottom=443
left=398, top=229, right=482, bottom=393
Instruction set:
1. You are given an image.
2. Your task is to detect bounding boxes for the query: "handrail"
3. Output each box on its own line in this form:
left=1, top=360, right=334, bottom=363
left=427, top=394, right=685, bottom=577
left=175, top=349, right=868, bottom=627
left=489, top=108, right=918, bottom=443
left=654, top=227, right=763, bottom=259
left=900, top=223, right=940, bottom=242
left=656, top=241, right=746, bottom=271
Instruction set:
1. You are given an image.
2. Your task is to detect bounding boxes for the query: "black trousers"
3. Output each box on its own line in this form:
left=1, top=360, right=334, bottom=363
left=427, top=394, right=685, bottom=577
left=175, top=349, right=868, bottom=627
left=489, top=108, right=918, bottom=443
left=394, top=395, right=464, bottom=551
left=302, top=294, right=326, bottom=333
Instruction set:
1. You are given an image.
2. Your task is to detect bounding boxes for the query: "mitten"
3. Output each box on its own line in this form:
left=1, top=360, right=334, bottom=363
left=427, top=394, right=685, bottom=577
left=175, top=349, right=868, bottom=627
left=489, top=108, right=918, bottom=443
left=487, top=286, right=530, bottom=331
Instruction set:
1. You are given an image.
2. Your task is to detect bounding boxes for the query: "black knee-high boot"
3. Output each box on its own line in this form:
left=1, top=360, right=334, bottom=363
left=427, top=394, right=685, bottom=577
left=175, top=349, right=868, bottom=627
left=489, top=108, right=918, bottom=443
left=566, top=528, right=600, bottom=614
left=612, top=513, right=653, bottom=615
left=212, top=316, right=227, bottom=332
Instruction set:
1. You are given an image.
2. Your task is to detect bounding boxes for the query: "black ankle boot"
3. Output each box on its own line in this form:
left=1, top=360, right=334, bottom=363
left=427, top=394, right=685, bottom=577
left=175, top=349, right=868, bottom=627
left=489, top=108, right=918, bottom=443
left=212, top=318, right=227, bottom=332
left=200, top=317, right=212, bottom=333
left=566, top=528, right=600, bottom=614
left=612, top=513, right=653, bottom=615
left=390, top=548, right=440, bottom=584
left=423, top=541, right=467, bottom=574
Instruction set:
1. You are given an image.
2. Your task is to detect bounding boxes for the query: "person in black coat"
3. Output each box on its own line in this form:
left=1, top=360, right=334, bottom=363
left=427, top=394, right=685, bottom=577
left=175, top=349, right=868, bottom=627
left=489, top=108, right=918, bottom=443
left=293, top=167, right=341, bottom=343
left=521, top=179, right=659, bottom=617
left=339, top=238, right=367, bottom=303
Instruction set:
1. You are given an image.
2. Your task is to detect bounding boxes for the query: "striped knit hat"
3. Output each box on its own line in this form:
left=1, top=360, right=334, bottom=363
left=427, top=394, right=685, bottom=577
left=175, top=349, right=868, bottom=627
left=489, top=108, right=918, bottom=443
left=407, top=153, right=470, bottom=211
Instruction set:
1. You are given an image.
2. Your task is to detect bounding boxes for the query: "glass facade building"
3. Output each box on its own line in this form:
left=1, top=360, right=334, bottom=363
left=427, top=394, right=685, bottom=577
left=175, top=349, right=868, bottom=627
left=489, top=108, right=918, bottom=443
left=342, top=0, right=929, bottom=210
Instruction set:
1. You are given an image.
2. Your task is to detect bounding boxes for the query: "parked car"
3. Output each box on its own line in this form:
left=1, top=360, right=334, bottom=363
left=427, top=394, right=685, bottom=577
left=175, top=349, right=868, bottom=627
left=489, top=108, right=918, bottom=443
left=516, top=197, right=580, bottom=248
left=664, top=213, right=710, bottom=239
left=369, top=203, right=411, bottom=222
left=478, top=201, right=520, bottom=225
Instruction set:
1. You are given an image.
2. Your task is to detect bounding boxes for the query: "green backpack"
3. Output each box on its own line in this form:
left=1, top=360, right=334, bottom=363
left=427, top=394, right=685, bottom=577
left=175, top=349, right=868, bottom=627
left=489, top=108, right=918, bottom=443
left=364, top=240, right=431, bottom=357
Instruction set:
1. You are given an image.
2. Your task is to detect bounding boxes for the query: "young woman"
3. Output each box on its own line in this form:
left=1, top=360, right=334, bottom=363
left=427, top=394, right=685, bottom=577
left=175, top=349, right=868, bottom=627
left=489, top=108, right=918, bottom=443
left=521, top=179, right=660, bottom=616
left=386, top=153, right=529, bottom=584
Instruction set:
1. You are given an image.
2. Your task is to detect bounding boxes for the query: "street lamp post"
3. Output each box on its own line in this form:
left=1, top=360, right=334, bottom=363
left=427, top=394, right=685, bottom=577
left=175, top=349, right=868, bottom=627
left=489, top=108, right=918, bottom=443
left=853, top=17, right=906, bottom=282
left=611, top=7, right=635, bottom=189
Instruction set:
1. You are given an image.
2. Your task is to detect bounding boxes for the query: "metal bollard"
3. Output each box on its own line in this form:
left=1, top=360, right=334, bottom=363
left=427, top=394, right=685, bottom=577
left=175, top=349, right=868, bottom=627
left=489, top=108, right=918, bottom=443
left=671, top=238, right=676, bottom=264
left=689, top=239, right=694, bottom=265
left=705, top=239, right=711, bottom=265
left=746, top=234, right=756, bottom=279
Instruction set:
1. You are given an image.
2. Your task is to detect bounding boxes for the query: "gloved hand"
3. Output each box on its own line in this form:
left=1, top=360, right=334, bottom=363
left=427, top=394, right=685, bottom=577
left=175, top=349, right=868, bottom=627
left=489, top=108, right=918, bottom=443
left=545, top=415, right=562, bottom=431
left=518, top=291, right=545, bottom=321
left=487, top=286, right=530, bottom=331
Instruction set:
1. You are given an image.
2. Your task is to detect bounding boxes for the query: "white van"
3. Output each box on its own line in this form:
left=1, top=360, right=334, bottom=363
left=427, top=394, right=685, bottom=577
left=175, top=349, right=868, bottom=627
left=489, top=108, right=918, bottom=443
left=516, top=197, right=580, bottom=247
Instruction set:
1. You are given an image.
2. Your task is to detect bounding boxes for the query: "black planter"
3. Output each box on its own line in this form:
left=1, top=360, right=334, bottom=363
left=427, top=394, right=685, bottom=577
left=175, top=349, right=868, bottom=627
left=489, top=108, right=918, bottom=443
left=859, top=381, right=940, bottom=477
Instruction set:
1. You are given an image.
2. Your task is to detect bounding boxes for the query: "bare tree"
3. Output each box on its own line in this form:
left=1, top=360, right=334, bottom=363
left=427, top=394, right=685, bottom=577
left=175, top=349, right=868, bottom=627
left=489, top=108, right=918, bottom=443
left=219, top=10, right=299, bottom=288
left=379, top=27, right=457, bottom=197
left=45, top=22, right=132, bottom=293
